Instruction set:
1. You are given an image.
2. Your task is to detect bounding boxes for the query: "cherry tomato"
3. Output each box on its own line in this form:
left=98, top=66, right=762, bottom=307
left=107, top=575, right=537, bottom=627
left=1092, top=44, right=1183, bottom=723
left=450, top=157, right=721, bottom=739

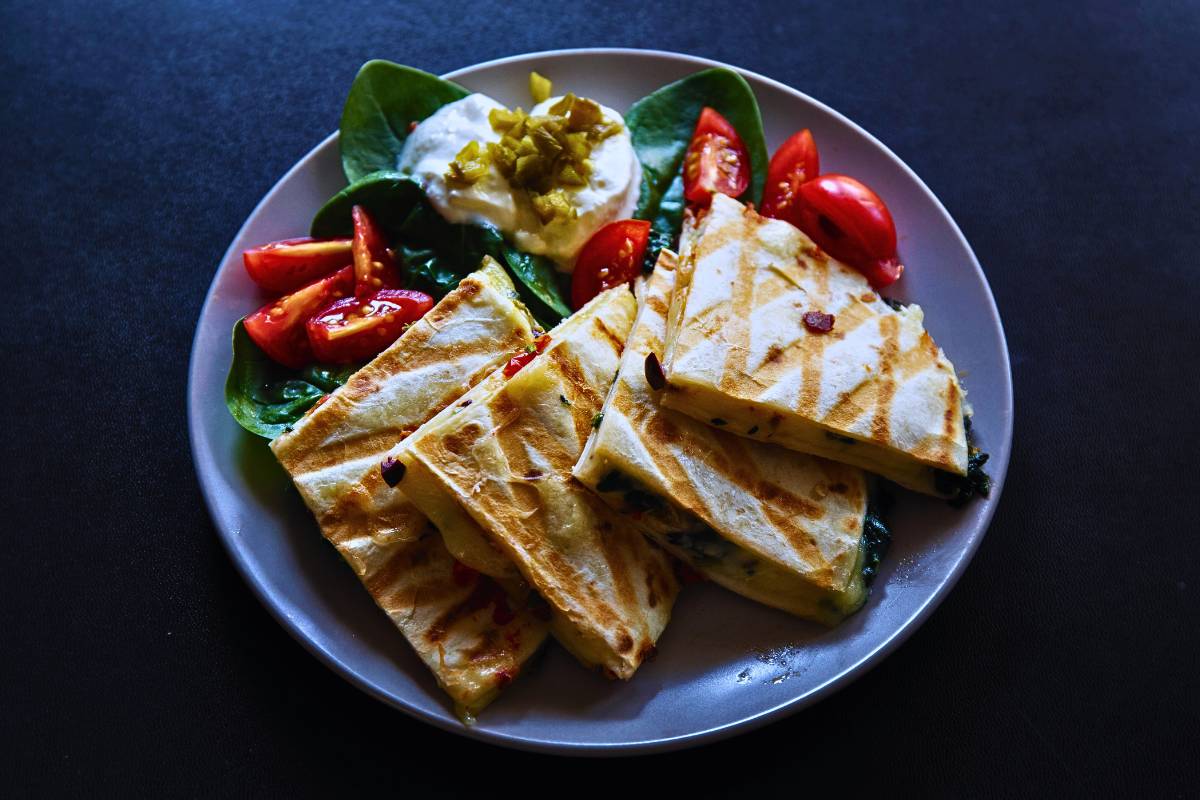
left=242, top=237, right=352, bottom=294
left=503, top=333, right=551, bottom=378
left=243, top=266, right=354, bottom=368
left=570, top=219, right=651, bottom=309
left=760, top=129, right=819, bottom=224
left=796, top=174, right=904, bottom=288
left=306, top=288, right=434, bottom=364
left=682, top=107, right=751, bottom=206
left=351, top=205, right=401, bottom=299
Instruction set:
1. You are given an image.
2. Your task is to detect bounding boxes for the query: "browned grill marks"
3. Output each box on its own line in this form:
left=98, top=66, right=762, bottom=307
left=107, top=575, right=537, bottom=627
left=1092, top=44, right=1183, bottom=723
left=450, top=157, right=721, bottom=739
left=822, top=380, right=880, bottom=431
left=718, top=212, right=758, bottom=394
left=277, top=312, right=528, bottom=475
left=871, top=315, right=901, bottom=443
left=425, top=359, right=657, bottom=658
left=645, top=293, right=670, bottom=318
left=593, top=315, right=627, bottom=356
left=937, top=378, right=964, bottom=471
left=547, top=349, right=606, bottom=444
left=593, top=512, right=640, bottom=629
left=641, top=413, right=827, bottom=568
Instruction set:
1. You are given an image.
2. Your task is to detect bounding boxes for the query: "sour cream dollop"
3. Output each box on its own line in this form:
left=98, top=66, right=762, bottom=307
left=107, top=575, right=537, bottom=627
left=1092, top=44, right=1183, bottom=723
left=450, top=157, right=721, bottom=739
left=397, top=93, right=642, bottom=271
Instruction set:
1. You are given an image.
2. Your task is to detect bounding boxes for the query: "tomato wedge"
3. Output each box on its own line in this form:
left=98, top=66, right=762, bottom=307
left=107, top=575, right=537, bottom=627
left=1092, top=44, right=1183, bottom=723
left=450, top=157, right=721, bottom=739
left=760, top=129, right=819, bottom=224
left=796, top=174, right=904, bottom=288
left=682, top=107, right=751, bottom=206
left=351, top=205, right=401, bottom=299
left=306, top=288, right=434, bottom=364
left=242, top=237, right=352, bottom=294
left=570, top=219, right=651, bottom=310
left=243, top=266, right=354, bottom=368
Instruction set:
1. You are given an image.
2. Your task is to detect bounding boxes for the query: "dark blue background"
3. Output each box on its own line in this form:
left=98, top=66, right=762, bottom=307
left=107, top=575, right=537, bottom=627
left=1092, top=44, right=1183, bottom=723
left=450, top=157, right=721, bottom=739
left=3, top=0, right=1196, bottom=794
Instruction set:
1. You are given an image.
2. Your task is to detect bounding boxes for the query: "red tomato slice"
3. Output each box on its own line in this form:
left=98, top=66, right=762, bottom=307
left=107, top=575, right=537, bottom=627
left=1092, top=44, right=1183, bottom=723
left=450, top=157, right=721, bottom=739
left=796, top=174, right=903, bottom=288
left=760, top=129, right=819, bottom=224
left=306, top=288, right=434, bottom=364
left=683, top=107, right=751, bottom=207
left=242, top=237, right=352, bottom=294
left=570, top=219, right=651, bottom=310
left=351, top=205, right=401, bottom=299
left=243, top=266, right=354, bottom=368
left=503, top=333, right=551, bottom=378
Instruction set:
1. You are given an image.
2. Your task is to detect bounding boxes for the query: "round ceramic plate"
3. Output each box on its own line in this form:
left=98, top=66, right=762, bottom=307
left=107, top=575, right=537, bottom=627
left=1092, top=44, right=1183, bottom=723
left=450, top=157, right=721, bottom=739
left=188, top=49, right=1012, bottom=754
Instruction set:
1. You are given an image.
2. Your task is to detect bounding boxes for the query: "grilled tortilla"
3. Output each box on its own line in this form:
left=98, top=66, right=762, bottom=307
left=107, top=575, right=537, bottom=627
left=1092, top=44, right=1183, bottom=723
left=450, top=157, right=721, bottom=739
left=575, top=251, right=871, bottom=624
left=392, top=287, right=679, bottom=679
left=269, top=259, right=549, bottom=716
left=662, top=194, right=969, bottom=496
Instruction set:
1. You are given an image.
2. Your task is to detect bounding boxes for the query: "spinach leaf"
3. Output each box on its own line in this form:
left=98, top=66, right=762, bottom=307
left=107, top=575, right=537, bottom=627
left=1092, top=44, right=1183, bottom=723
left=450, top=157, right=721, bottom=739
left=338, top=60, right=469, bottom=183
left=626, top=68, right=768, bottom=244
left=309, top=170, right=570, bottom=325
left=225, top=321, right=358, bottom=439
left=499, top=242, right=572, bottom=321
left=860, top=490, right=894, bottom=586
left=309, top=171, right=423, bottom=238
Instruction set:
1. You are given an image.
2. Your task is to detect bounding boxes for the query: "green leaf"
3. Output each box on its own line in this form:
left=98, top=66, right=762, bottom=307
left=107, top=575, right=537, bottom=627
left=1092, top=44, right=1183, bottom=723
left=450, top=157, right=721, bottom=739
left=626, top=68, right=768, bottom=244
left=309, top=171, right=569, bottom=326
left=338, top=60, right=469, bottom=183
left=225, top=321, right=358, bottom=439
left=309, top=171, right=423, bottom=239
left=499, top=243, right=572, bottom=323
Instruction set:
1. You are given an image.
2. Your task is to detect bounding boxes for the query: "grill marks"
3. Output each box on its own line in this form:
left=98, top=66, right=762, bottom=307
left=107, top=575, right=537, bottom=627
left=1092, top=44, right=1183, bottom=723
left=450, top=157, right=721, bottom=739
left=592, top=315, right=627, bottom=356
left=486, top=378, right=641, bottom=646
left=639, top=402, right=832, bottom=573
left=718, top=212, right=758, bottom=396
left=276, top=287, right=531, bottom=478
left=409, top=309, right=668, bottom=676
left=265, top=268, right=561, bottom=711
left=548, top=348, right=608, bottom=446
left=870, top=314, right=901, bottom=443
left=348, top=519, right=540, bottom=700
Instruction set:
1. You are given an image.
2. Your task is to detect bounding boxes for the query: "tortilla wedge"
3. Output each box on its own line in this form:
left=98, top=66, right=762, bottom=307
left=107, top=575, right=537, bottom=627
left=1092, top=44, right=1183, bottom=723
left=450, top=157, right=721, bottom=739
left=575, top=251, right=872, bottom=624
left=391, top=286, right=679, bottom=679
left=268, top=259, right=549, bottom=716
left=662, top=194, right=969, bottom=496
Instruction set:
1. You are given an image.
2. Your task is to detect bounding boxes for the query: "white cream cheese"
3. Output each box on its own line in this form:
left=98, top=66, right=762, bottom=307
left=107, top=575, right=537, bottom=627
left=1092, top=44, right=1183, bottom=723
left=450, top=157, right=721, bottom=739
left=398, top=93, right=642, bottom=271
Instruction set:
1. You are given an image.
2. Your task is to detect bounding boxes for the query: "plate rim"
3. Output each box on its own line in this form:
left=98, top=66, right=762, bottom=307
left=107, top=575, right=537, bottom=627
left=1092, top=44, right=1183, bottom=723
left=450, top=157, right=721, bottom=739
left=188, top=47, right=1013, bottom=756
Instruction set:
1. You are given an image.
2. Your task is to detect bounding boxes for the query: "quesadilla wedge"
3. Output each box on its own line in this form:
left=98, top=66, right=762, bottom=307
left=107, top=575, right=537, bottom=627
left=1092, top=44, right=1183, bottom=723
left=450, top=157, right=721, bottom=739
left=269, top=259, right=549, bottom=716
left=662, top=193, right=969, bottom=497
left=575, top=250, right=882, bottom=624
left=390, top=286, right=679, bottom=680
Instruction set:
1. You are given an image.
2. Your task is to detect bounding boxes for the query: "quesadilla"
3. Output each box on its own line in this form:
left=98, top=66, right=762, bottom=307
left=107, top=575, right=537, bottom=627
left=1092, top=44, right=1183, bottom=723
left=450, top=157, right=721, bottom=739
left=390, top=286, right=679, bottom=680
left=269, top=259, right=549, bottom=716
left=662, top=193, right=969, bottom=497
left=574, top=251, right=875, bottom=624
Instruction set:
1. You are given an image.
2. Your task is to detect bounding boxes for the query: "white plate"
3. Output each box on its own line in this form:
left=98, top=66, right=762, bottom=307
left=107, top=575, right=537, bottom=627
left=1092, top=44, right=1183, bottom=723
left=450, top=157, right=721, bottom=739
left=188, top=49, right=1012, bottom=754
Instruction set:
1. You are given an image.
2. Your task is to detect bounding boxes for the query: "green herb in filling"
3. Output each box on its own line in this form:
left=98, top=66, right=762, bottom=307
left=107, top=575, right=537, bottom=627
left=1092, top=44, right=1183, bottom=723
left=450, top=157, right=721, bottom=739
left=933, top=414, right=992, bottom=506
left=859, top=490, right=894, bottom=585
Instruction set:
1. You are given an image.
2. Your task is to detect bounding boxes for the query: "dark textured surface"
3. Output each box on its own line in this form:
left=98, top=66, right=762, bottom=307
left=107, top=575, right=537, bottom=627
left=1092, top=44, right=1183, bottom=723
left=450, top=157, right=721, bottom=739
left=2, top=0, right=1197, bottom=795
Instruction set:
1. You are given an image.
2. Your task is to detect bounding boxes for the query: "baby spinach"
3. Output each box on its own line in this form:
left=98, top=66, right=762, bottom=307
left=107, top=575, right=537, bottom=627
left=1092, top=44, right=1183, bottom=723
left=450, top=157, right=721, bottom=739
left=225, top=321, right=359, bottom=439
left=310, top=170, right=570, bottom=324
left=626, top=68, right=768, bottom=246
left=338, top=60, right=469, bottom=183
left=499, top=242, right=572, bottom=322
left=309, top=171, right=423, bottom=238
left=860, top=491, right=894, bottom=585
